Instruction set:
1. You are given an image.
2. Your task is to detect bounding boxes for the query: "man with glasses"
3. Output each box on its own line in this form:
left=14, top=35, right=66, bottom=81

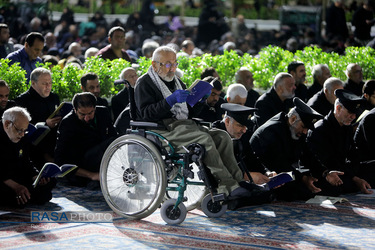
left=15, top=68, right=61, bottom=169
left=0, top=107, right=54, bottom=207
left=135, top=46, right=254, bottom=199
left=344, top=63, right=364, bottom=97
left=55, top=92, right=117, bottom=188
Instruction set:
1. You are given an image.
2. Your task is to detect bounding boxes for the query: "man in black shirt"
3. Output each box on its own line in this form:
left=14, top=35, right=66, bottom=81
left=15, top=68, right=61, bottom=168
left=307, top=77, right=344, bottom=116
left=0, top=107, right=54, bottom=206
left=55, top=92, right=117, bottom=187
left=304, top=89, right=372, bottom=196
left=80, top=72, right=109, bottom=107
left=0, top=80, right=16, bottom=118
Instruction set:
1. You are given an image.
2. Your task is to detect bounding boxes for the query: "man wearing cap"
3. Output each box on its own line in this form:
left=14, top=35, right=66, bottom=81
left=212, top=103, right=269, bottom=185
left=254, top=73, right=296, bottom=127
left=303, top=89, right=372, bottom=195
left=250, top=97, right=323, bottom=201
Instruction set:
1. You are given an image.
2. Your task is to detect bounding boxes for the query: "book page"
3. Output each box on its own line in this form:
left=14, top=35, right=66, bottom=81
left=306, top=195, right=348, bottom=204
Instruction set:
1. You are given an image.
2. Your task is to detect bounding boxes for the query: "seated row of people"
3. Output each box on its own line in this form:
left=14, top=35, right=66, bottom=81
left=1, top=45, right=375, bottom=209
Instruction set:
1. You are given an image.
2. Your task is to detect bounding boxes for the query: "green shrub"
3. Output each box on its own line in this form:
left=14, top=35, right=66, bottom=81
left=0, top=58, right=28, bottom=99
left=2, top=46, right=375, bottom=102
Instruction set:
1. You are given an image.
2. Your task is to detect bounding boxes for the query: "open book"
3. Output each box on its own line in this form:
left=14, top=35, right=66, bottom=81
left=266, top=171, right=295, bottom=189
left=306, top=195, right=348, bottom=204
left=32, top=162, right=77, bottom=188
left=27, top=122, right=51, bottom=146
left=186, top=79, right=213, bottom=107
left=48, top=102, right=73, bottom=119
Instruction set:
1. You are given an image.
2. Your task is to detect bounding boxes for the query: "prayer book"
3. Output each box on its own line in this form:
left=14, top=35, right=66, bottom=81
left=48, top=102, right=73, bottom=119
left=33, top=162, right=78, bottom=188
left=186, top=79, right=213, bottom=107
left=27, top=122, right=51, bottom=146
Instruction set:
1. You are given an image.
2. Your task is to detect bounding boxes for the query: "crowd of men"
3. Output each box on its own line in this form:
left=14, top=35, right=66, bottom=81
left=1, top=3, right=375, bottom=208
left=1, top=40, right=375, bottom=209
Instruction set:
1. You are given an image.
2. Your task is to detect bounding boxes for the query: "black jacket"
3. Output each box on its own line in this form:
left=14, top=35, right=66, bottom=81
left=134, top=73, right=203, bottom=123
left=55, top=106, right=117, bottom=168
left=304, top=111, right=356, bottom=178
left=354, top=107, right=375, bottom=162
left=15, top=87, right=60, bottom=125
left=307, top=89, right=333, bottom=116
left=254, top=88, right=292, bottom=127
left=250, top=112, right=305, bottom=179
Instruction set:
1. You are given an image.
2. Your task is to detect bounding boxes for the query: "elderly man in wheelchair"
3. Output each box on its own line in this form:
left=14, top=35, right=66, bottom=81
left=100, top=46, right=255, bottom=224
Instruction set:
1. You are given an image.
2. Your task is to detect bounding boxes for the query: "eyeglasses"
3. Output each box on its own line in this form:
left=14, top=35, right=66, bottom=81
left=156, top=61, right=179, bottom=69
left=11, top=122, right=28, bottom=135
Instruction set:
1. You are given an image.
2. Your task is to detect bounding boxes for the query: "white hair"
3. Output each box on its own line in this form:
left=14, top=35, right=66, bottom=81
left=323, top=77, right=344, bottom=92
left=227, top=83, right=247, bottom=99
left=2, top=106, right=31, bottom=124
left=84, top=47, right=99, bottom=59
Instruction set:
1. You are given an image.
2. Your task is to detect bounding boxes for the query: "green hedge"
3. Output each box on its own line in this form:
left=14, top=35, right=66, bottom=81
left=2, top=46, right=375, bottom=101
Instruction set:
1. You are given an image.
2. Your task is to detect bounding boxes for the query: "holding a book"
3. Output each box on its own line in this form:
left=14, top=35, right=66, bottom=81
left=0, top=107, right=55, bottom=207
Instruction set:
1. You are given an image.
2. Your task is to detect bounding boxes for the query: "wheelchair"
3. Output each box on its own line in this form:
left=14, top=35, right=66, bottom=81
left=100, top=83, right=227, bottom=224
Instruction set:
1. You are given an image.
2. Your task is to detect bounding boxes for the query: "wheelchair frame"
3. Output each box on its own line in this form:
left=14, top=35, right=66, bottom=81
left=100, top=125, right=227, bottom=224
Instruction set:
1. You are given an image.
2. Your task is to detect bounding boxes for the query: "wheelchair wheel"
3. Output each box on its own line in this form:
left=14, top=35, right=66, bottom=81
left=201, top=194, right=227, bottom=218
left=167, top=163, right=207, bottom=211
left=100, top=134, right=167, bottom=219
left=160, top=199, right=187, bottom=225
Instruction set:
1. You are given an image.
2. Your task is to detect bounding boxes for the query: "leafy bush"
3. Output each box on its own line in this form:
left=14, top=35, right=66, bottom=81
left=0, top=59, right=28, bottom=99
left=2, top=46, right=375, bottom=102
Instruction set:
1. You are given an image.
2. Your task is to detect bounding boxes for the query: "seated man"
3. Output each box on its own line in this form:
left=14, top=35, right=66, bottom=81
left=250, top=98, right=323, bottom=201
left=307, top=64, right=331, bottom=100
left=0, top=80, right=16, bottom=118
left=235, top=67, right=260, bottom=107
left=55, top=92, right=117, bottom=187
left=212, top=103, right=269, bottom=186
left=80, top=72, right=109, bottom=107
left=15, top=67, right=61, bottom=168
left=354, top=107, right=375, bottom=186
left=111, top=67, right=139, bottom=120
left=303, top=89, right=372, bottom=196
left=362, top=79, right=375, bottom=110
left=226, top=83, right=248, bottom=106
left=344, top=63, right=364, bottom=97
left=0, top=107, right=54, bottom=207
left=195, top=76, right=226, bottom=123
left=307, top=77, right=344, bottom=116
left=255, top=73, right=296, bottom=127
left=135, top=46, right=252, bottom=198
left=288, top=61, right=307, bottom=102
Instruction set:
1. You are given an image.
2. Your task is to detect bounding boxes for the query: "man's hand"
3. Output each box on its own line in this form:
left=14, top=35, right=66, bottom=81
left=302, top=175, right=321, bottom=193
left=166, top=90, right=189, bottom=107
left=46, top=116, right=62, bottom=129
left=4, top=179, right=31, bottom=205
left=353, top=176, right=373, bottom=194
left=326, top=171, right=344, bottom=186
left=250, top=172, right=270, bottom=185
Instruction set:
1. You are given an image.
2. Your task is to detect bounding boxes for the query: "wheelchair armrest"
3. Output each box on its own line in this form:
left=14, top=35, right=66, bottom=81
left=192, top=118, right=211, bottom=128
left=129, top=120, right=166, bottom=129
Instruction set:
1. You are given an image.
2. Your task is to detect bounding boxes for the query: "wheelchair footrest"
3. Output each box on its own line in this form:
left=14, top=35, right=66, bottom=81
left=211, top=193, right=225, bottom=202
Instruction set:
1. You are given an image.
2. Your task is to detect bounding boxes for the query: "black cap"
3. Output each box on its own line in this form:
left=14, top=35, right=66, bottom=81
left=293, top=97, right=323, bottom=129
left=334, top=89, right=366, bottom=113
left=221, top=103, right=257, bottom=126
